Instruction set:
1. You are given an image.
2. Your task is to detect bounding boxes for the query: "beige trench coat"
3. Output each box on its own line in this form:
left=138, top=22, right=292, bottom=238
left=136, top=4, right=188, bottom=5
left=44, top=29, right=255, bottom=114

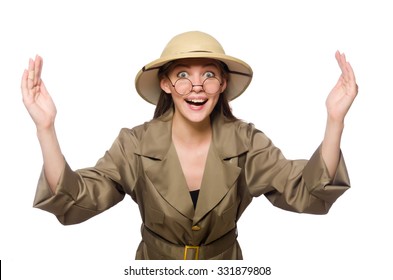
left=33, top=110, right=350, bottom=260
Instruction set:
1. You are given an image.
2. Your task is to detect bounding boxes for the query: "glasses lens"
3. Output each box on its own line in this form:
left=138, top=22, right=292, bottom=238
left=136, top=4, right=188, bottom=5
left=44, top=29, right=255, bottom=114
left=173, top=78, right=221, bottom=95
left=203, top=78, right=221, bottom=94
left=174, top=79, right=192, bottom=95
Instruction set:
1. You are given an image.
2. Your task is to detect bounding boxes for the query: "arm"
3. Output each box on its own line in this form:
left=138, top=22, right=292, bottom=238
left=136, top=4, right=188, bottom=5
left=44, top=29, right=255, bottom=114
left=21, top=55, right=64, bottom=193
left=33, top=129, right=134, bottom=225
left=322, top=51, right=358, bottom=177
left=244, top=126, right=350, bottom=214
left=22, top=56, right=133, bottom=224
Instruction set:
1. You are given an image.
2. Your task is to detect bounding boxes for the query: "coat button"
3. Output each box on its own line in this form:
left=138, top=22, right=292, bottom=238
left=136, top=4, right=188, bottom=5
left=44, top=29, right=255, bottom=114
left=191, top=225, right=201, bottom=231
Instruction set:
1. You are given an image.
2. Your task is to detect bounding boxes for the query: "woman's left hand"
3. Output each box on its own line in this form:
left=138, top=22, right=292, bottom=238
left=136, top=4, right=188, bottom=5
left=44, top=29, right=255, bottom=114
left=326, top=51, right=358, bottom=123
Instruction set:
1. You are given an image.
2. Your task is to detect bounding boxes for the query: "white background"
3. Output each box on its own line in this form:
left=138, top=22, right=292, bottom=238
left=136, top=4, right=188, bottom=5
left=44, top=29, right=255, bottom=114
left=1, top=0, right=392, bottom=279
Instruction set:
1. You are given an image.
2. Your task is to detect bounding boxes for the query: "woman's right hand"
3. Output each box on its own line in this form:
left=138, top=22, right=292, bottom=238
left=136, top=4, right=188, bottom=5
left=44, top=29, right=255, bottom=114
left=21, top=55, right=57, bottom=131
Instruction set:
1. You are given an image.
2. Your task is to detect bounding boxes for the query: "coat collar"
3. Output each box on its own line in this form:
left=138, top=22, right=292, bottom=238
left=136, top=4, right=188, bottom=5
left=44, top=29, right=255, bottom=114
left=136, top=109, right=249, bottom=223
left=136, top=109, right=249, bottom=160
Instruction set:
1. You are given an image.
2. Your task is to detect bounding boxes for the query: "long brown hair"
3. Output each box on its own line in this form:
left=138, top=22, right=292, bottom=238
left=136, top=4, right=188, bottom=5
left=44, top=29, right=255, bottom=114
left=153, top=60, right=238, bottom=121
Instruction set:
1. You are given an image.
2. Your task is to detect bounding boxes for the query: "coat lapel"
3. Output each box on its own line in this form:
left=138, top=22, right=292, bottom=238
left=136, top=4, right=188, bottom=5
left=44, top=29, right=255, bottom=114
left=135, top=110, right=194, bottom=220
left=145, top=143, right=195, bottom=219
left=193, top=114, right=249, bottom=224
left=193, top=144, right=241, bottom=224
left=135, top=109, right=249, bottom=223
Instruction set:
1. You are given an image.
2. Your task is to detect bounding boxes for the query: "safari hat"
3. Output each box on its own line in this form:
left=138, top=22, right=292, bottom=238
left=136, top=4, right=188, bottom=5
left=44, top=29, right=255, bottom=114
left=135, top=31, right=253, bottom=105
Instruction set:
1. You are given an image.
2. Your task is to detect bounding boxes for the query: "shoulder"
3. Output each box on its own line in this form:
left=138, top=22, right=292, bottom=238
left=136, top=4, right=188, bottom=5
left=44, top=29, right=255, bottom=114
left=224, top=118, right=274, bottom=152
left=213, top=115, right=268, bottom=157
left=115, top=115, right=172, bottom=158
left=216, top=116, right=262, bottom=143
left=117, top=117, right=166, bottom=142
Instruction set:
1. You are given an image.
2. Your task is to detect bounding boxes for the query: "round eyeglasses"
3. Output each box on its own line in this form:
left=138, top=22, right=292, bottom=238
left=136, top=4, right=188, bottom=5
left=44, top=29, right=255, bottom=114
left=166, top=75, right=223, bottom=96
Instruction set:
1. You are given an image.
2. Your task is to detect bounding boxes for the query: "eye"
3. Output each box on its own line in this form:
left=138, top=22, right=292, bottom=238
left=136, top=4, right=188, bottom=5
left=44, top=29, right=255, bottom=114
left=203, top=71, right=215, bottom=79
left=177, top=71, right=189, bottom=79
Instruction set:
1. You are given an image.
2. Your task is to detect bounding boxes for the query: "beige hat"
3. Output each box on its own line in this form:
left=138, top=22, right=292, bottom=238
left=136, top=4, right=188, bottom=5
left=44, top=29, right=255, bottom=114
left=135, top=31, right=253, bottom=105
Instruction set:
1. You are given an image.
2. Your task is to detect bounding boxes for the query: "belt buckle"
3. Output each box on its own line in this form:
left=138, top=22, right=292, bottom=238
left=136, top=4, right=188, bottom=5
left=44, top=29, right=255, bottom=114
left=183, top=245, right=200, bottom=260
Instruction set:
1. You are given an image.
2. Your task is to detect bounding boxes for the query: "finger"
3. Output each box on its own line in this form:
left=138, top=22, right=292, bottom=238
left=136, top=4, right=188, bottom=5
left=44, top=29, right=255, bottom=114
left=341, top=55, right=356, bottom=85
left=346, top=62, right=358, bottom=95
left=346, top=61, right=356, bottom=82
left=336, top=51, right=347, bottom=73
left=335, top=50, right=343, bottom=66
left=337, top=52, right=352, bottom=83
left=27, top=58, right=35, bottom=89
left=21, top=69, right=35, bottom=105
left=21, top=69, right=29, bottom=95
left=34, top=55, right=43, bottom=85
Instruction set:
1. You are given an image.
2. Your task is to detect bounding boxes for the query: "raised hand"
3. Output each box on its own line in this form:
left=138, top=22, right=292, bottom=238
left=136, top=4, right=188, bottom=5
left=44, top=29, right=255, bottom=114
left=321, top=51, right=358, bottom=177
left=325, top=51, right=358, bottom=123
left=21, top=55, right=57, bottom=131
left=21, top=55, right=64, bottom=191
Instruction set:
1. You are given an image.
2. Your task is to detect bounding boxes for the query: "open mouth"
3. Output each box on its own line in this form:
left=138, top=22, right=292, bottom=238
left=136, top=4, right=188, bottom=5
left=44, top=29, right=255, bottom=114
left=185, top=98, right=208, bottom=106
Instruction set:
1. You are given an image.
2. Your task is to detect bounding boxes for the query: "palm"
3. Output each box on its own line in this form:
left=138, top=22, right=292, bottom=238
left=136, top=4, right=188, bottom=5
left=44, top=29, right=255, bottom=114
left=326, top=51, right=358, bottom=122
left=21, top=56, right=57, bottom=129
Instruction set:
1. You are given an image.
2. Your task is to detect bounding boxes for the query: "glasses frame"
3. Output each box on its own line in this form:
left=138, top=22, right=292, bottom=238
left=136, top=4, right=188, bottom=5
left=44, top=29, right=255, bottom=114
left=165, top=74, right=223, bottom=96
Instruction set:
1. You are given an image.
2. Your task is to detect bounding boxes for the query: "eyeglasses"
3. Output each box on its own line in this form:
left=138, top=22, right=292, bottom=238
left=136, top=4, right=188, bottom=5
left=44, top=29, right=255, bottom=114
left=166, top=75, right=223, bottom=96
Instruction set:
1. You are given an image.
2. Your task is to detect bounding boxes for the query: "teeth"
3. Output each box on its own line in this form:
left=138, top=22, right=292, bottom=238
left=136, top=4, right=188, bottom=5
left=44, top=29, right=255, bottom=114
left=187, top=99, right=205, bottom=103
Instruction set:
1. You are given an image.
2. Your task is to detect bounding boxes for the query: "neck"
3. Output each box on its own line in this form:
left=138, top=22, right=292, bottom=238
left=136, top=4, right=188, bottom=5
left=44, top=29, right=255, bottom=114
left=172, top=113, right=212, bottom=145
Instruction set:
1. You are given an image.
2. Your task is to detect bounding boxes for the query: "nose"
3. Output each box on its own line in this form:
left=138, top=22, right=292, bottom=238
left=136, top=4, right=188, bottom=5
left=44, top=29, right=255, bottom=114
left=191, top=83, right=204, bottom=93
left=190, top=75, right=204, bottom=93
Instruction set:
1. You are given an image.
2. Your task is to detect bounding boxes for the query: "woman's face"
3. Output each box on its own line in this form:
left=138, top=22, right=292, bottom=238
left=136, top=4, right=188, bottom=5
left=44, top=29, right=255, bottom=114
left=160, top=58, right=227, bottom=125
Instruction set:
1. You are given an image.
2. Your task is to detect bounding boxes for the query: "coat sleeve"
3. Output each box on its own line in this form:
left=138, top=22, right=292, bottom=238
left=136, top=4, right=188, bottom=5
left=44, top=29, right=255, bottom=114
left=244, top=126, right=350, bottom=214
left=33, top=128, right=140, bottom=225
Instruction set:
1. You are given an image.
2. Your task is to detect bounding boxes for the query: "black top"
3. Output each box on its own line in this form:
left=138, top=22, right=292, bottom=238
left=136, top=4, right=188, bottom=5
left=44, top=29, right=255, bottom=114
left=189, top=189, right=200, bottom=209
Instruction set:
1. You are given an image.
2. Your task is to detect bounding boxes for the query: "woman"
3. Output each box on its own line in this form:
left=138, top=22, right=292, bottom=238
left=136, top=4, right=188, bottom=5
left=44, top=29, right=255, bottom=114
left=21, top=31, right=358, bottom=260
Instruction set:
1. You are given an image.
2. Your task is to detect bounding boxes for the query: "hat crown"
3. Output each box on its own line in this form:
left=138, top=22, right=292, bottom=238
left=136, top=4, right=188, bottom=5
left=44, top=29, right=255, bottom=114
left=161, top=31, right=225, bottom=58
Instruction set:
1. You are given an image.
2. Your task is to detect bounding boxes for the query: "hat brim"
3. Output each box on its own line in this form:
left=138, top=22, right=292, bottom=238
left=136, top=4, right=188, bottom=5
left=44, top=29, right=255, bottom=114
left=135, top=52, right=253, bottom=105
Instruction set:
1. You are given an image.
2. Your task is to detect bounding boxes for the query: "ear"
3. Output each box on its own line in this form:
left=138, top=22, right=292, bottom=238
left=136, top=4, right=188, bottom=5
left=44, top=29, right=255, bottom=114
left=220, top=78, right=228, bottom=93
left=160, top=78, right=172, bottom=94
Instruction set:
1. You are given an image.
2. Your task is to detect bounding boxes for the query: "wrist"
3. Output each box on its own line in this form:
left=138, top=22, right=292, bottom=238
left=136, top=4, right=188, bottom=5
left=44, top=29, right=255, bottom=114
left=326, top=115, right=344, bottom=130
left=323, top=116, right=344, bottom=147
left=36, top=125, right=56, bottom=139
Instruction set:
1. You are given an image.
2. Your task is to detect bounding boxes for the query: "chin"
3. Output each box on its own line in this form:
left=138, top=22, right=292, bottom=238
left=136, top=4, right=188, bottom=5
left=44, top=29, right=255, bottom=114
left=184, top=112, right=211, bottom=124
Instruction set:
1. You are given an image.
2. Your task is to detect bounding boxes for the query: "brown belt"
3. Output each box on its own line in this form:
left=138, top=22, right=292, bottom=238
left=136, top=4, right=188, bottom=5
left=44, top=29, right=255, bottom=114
left=142, top=226, right=237, bottom=260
